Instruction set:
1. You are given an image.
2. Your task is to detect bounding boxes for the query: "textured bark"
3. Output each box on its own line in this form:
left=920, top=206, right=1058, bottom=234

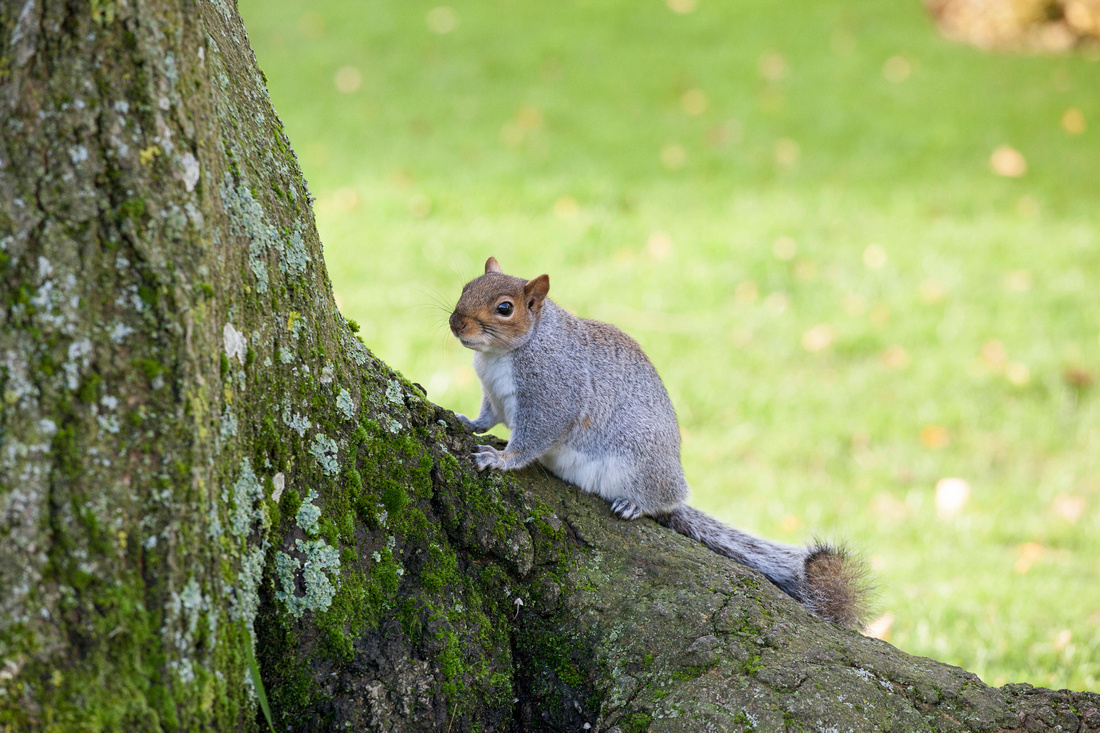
left=0, top=1, right=1098, bottom=732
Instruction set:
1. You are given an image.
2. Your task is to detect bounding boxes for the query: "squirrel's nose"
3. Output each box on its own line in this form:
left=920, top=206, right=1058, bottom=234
left=449, top=312, right=466, bottom=336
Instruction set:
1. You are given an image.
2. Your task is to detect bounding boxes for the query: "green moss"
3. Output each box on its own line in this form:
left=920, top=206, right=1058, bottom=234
left=347, top=319, right=359, bottom=333
left=741, top=655, right=764, bottom=676
left=280, top=487, right=302, bottom=522
left=78, top=374, right=103, bottom=402
left=420, top=542, right=459, bottom=593
left=220, top=352, right=230, bottom=378
left=137, top=358, right=163, bottom=380
left=117, top=198, right=145, bottom=221
left=380, top=484, right=408, bottom=516
left=670, top=664, right=713, bottom=682
left=137, top=284, right=159, bottom=308
left=265, top=497, right=282, bottom=528
left=623, top=712, right=652, bottom=733
left=51, top=423, right=82, bottom=479
left=318, top=517, right=339, bottom=545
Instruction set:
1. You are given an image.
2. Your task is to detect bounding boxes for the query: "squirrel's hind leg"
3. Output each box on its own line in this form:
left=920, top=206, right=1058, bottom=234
left=610, top=498, right=643, bottom=520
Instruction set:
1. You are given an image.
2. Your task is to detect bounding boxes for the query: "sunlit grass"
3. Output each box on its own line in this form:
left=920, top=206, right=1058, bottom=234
left=239, top=0, right=1100, bottom=691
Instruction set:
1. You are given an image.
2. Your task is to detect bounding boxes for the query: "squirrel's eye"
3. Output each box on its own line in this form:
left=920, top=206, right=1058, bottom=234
left=496, top=301, right=514, bottom=316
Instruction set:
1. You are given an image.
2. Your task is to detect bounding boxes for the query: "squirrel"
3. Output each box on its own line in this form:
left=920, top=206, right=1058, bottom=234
left=448, top=257, right=870, bottom=629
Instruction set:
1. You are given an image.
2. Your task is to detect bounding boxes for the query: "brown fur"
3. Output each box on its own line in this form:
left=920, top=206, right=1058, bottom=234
left=803, top=543, right=872, bottom=629
left=448, top=260, right=549, bottom=352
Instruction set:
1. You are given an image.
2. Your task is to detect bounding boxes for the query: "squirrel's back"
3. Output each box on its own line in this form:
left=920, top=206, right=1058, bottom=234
left=516, top=302, right=689, bottom=513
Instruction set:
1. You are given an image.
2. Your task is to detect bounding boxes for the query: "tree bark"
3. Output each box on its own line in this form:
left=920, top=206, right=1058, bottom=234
left=0, top=1, right=1097, bottom=731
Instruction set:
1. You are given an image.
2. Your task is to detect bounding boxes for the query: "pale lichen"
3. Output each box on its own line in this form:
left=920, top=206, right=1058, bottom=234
left=283, top=405, right=311, bottom=436
left=309, top=433, right=338, bottom=475
left=230, top=458, right=265, bottom=538
left=385, top=379, right=404, bottom=406
left=223, top=322, right=247, bottom=365
left=336, top=388, right=356, bottom=421
left=273, top=538, right=340, bottom=619
left=296, top=488, right=321, bottom=534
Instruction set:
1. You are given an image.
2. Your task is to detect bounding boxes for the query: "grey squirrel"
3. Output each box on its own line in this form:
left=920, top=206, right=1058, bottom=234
left=448, top=257, right=869, bottom=629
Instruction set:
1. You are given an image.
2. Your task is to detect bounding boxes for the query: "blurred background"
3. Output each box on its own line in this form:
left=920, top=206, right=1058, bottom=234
left=237, top=0, right=1099, bottom=691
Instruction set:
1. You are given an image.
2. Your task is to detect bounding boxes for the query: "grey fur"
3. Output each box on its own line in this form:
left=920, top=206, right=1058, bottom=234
left=450, top=263, right=868, bottom=628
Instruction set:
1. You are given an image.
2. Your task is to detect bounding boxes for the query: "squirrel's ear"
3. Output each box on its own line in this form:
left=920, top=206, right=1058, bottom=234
left=524, top=274, right=550, bottom=311
left=484, top=257, right=503, bottom=274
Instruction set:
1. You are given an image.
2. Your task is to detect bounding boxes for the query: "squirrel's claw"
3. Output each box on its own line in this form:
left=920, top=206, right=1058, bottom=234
left=610, top=498, right=643, bottom=521
left=471, top=444, right=507, bottom=471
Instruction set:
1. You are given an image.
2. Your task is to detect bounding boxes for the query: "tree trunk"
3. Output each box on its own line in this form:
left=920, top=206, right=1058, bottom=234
left=0, top=1, right=1097, bottom=731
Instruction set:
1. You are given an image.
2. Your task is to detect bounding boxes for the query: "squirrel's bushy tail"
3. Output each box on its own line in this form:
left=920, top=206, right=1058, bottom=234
left=656, top=505, right=870, bottom=629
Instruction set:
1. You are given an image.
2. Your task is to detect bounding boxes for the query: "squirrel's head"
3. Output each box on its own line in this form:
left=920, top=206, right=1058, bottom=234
left=449, top=257, right=550, bottom=352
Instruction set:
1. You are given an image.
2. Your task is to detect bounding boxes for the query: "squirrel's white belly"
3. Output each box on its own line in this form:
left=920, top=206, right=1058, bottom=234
left=540, top=445, right=632, bottom=501
left=473, top=351, right=518, bottom=429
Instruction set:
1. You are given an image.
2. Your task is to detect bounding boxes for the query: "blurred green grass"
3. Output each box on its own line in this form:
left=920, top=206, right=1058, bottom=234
left=238, top=0, right=1100, bottom=691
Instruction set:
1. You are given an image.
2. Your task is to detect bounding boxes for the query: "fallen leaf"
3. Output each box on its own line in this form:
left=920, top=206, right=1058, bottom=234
left=666, top=0, right=696, bottom=13
left=660, top=143, right=687, bottom=170
left=934, top=477, right=969, bottom=519
left=869, top=304, right=891, bottom=328
left=775, top=138, right=800, bottom=167
left=981, top=339, right=1007, bottom=370
left=1014, top=541, right=1044, bottom=574
left=332, top=187, right=358, bottom=212
left=881, top=345, right=910, bottom=370
left=772, top=236, right=797, bottom=261
left=1003, top=269, right=1032, bottom=292
left=793, top=261, right=817, bottom=281
left=408, top=193, right=431, bottom=218
left=843, top=293, right=866, bottom=315
left=333, top=65, right=362, bottom=94
left=734, top=280, right=758, bottom=305
left=1052, top=495, right=1086, bottom=524
left=882, top=55, right=911, bottom=83
left=1063, top=365, right=1094, bottom=389
left=681, top=88, right=709, bottom=116
left=872, top=493, right=909, bottom=521
left=553, top=196, right=578, bottom=219
left=764, top=291, right=789, bottom=314
left=921, top=425, right=950, bottom=449
left=991, top=145, right=1027, bottom=178
left=646, top=231, right=673, bottom=260
left=918, top=279, right=946, bottom=304
left=863, top=244, right=887, bottom=269
left=1062, top=107, right=1087, bottom=134
left=801, top=324, right=834, bottom=352
left=759, top=51, right=787, bottom=82
left=427, top=6, right=458, bottom=34
left=1005, top=362, right=1030, bottom=386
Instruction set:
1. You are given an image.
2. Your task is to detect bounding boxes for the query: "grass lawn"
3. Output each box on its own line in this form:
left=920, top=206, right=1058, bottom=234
left=238, top=0, right=1100, bottom=691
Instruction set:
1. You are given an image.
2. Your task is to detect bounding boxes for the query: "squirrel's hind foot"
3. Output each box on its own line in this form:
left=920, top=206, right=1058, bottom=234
left=610, top=498, right=643, bottom=520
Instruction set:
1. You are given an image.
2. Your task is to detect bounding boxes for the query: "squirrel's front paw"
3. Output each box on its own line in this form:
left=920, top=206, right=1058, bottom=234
left=457, top=414, right=490, bottom=433
left=610, top=498, right=643, bottom=521
left=471, top=444, right=509, bottom=471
